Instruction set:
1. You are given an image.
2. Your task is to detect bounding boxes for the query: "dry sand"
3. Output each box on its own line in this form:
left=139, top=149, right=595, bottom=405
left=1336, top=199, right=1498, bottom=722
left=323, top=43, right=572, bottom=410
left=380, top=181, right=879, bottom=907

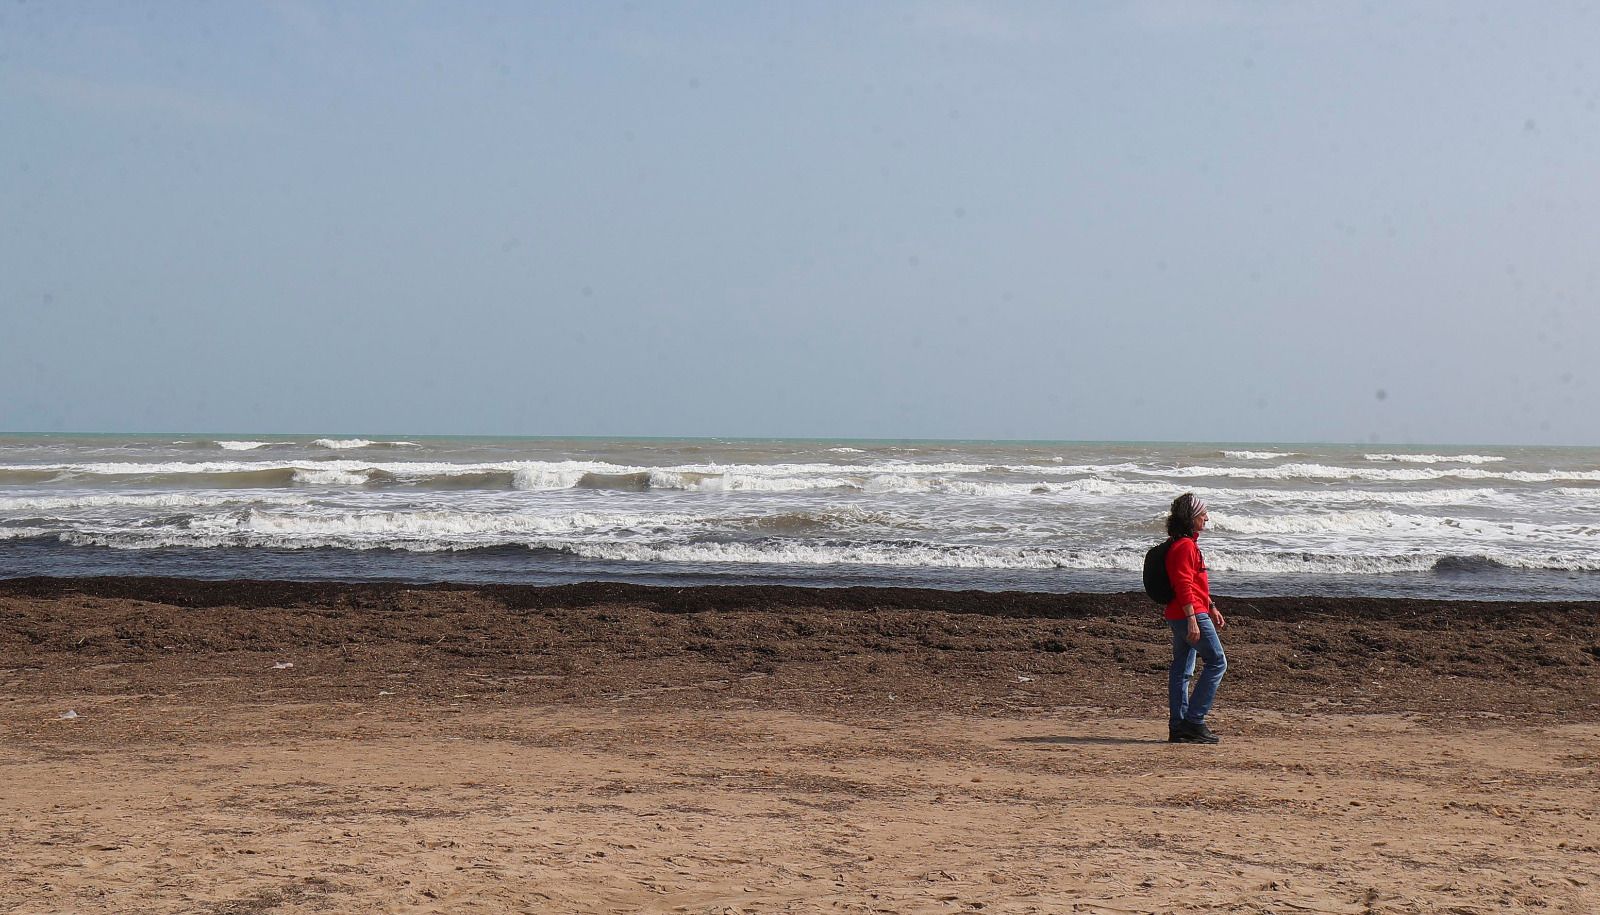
left=2, top=578, right=1598, bottom=914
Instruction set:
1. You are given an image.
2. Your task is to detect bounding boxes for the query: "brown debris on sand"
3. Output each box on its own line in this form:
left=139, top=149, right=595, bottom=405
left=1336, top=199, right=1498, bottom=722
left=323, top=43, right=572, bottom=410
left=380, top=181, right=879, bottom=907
left=1, top=576, right=1596, bottom=717
left=2, top=577, right=1598, bottom=914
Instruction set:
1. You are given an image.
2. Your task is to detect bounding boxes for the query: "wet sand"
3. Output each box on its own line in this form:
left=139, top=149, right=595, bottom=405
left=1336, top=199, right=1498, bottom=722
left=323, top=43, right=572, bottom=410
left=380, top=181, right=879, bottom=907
left=2, top=578, right=1598, bottom=913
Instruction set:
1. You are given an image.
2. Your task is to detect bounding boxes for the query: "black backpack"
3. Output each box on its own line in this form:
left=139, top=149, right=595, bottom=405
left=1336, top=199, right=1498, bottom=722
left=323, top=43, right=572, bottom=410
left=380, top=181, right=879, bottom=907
left=1142, top=538, right=1177, bottom=604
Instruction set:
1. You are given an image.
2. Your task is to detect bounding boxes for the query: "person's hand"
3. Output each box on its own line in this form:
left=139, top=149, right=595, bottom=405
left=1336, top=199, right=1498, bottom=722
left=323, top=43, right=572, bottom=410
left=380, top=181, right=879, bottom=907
left=1186, top=619, right=1201, bottom=644
left=1211, top=607, right=1226, bottom=630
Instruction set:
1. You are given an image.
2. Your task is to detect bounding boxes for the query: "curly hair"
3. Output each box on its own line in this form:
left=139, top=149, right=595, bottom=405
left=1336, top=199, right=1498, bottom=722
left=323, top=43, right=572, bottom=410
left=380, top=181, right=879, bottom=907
left=1165, top=492, right=1207, bottom=539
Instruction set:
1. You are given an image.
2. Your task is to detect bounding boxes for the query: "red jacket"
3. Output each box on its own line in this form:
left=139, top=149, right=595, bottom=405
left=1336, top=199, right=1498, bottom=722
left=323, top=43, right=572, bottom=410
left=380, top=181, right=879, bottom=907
left=1164, top=535, right=1211, bottom=621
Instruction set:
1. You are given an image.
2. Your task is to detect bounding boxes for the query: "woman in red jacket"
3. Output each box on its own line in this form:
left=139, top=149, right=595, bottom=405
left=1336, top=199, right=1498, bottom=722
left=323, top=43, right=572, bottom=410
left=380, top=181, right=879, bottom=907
left=1164, top=493, right=1227, bottom=744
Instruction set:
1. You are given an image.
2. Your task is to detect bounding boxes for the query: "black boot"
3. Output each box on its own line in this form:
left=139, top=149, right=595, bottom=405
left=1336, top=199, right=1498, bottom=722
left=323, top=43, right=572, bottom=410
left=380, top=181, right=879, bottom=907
left=1168, top=720, right=1203, bottom=743
left=1186, top=720, right=1221, bottom=744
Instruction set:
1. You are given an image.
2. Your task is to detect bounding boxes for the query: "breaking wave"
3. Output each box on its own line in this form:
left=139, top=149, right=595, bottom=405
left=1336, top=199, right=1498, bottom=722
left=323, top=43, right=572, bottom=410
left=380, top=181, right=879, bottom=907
left=36, top=524, right=1600, bottom=577
left=6, top=455, right=1598, bottom=493
left=527, top=541, right=1600, bottom=576
left=291, top=468, right=368, bottom=486
left=1221, top=450, right=1296, bottom=460
left=1152, top=463, right=1600, bottom=484
left=1207, top=510, right=1576, bottom=541
left=0, top=492, right=310, bottom=512
left=312, top=438, right=422, bottom=450
left=0, top=527, right=54, bottom=541
left=1212, top=487, right=1505, bottom=508
left=545, top=540, right=1135, bottom=571
left=725, top=506, right=911, bottom=533
left=204, top=508, right=696, bottom=539
left=1364, top=453, right=1506, bottom=464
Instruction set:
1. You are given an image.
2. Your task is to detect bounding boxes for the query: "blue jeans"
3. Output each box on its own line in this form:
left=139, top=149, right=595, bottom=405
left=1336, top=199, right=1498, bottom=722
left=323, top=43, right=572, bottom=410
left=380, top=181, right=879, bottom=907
left=1168, top=614, right=1226, bottom=724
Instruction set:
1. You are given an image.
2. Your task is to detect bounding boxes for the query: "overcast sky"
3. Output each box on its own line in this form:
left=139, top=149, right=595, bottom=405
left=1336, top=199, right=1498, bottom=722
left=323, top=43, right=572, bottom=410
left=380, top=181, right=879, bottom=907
left=3, top=2, right=1598, bottom=444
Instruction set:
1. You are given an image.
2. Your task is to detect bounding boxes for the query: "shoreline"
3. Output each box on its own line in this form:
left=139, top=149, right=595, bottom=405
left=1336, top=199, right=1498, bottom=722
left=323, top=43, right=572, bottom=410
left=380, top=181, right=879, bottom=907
left=9, top=572, right=1600, bottom=611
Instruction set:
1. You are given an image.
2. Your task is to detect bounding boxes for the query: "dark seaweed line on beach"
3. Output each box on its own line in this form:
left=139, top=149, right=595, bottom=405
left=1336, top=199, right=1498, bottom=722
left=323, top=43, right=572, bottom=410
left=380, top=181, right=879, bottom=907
left=3, top=575, right=1598, bottom=624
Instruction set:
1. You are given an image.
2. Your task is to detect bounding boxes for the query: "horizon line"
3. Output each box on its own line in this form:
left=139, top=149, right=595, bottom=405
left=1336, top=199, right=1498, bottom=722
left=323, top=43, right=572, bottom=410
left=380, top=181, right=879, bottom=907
left=0, top=431, right=1585, bottom=449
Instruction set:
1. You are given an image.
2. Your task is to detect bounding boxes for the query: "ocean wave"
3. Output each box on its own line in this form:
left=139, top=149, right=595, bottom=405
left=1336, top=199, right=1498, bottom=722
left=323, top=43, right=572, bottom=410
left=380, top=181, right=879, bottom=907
left=1212, top=486, right=1505, bottom=507
left=513, top=466, right=851, bottom=492
left=705, top=473, right=859, bottom=492
left=214, top=440, right=279, bottom=451
left=1207, top=550, right=1600, bottom=575
left=550, top=539, right=1134, bottom=571
left=1221, top=450, right=1296, bottom=460
left=543, top=541, right=1600, bottom=576
left=511, top=466, right=590, bottom=490
left=0, top=527, right=53, bottom=541
left=35, top=524, right=1600, bottom=576
left=198, top=508, right=697, bottom=540
left=1472, top=552, right=1600, bottom=573
left=1155, top=463, right=1600, bottom=484
left=862, top=476, right=1194, bottom=499
left=5, top=455, right=1598, bottom=494
left=725, top=506, right=912, bottom=533
left=1202, top=551, right=1440, bottom=575
left=1207, top=510, right=1562, bottom=541
left=0, top=458, right=1177, bottom=490
left=17, top=465, right=306, bottom=488
left=312, top=438, right=422, bottom=450
left=292, top=468, right=371, bottom=486
left=1363, top=453, right=1506, bottom=464
left=0, top=492, right=310, bottom=513
left=0, top=469, right=80, bottom=485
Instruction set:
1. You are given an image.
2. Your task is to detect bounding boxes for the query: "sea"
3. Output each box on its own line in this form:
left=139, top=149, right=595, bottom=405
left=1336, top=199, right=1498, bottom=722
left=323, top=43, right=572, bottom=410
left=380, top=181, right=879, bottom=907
left=1, top=435, right=1597, bottom=601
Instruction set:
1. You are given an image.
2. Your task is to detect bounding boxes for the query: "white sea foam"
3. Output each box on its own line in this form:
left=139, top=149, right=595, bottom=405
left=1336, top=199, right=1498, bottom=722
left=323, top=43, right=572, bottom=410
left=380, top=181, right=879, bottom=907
left=862, top=476, right=1037, bottom=497
left=1205, top=549, right=1600, bottom=574
left=1210, top=486, right=1505, bottom=508
left=1490, top=552, right=1600, bottom=572
left=691, top=473, right=857, bottom=492
left=861, top=476, right=1192, bottom=499
left=549, top=540, right=1600, bottom=575
left=0, top=460, right=287, bottom=476
left=1221, top=450, right=1296, bottom=460
left=511, top=465, right=592, bottom=490
left=5, top=455, right=1599, bottom=496
left=1203, top=550, right=1443, bottom=575
left=200, top=508, right=697, bottom=539
left=1152, top=463, right=1600, bottom=484
left=0, top=492, right=309, bottom=512
left=291, top=468, right=371, bottom=486
left=310, top=438, right=420, bottom=450
left=0, top=527, right=52, bottom=540
left=216, top=441, right=275, bottom=451
left=550, top=540, right=1138, bottom=571
left=1364, top=453, right=1506, bottom=464
left=1209, top=510, right=1539, bottom=540
left=1053, top=478, right=1174, bottom=496
left=1548, top=487, right=1600, bottom=500
left=43, top=520, right=1600, bottom=576
left=722, top=505, right=910, bottom=530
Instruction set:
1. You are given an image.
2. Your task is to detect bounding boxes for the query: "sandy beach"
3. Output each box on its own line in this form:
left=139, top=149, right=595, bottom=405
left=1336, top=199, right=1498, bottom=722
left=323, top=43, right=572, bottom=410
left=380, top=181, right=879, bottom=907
left=2, top=578, right=1597, bottom=914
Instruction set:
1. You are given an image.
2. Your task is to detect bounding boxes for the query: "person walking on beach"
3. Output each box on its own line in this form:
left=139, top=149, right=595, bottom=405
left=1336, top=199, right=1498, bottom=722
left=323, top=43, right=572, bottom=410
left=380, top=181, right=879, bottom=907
left=1164, top=493, right=1227, bottom=744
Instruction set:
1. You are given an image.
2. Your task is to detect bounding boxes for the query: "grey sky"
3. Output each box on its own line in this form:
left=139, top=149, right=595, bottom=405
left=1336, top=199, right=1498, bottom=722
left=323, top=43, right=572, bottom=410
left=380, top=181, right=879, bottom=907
left=3, top=2, right=1597, bottom=443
